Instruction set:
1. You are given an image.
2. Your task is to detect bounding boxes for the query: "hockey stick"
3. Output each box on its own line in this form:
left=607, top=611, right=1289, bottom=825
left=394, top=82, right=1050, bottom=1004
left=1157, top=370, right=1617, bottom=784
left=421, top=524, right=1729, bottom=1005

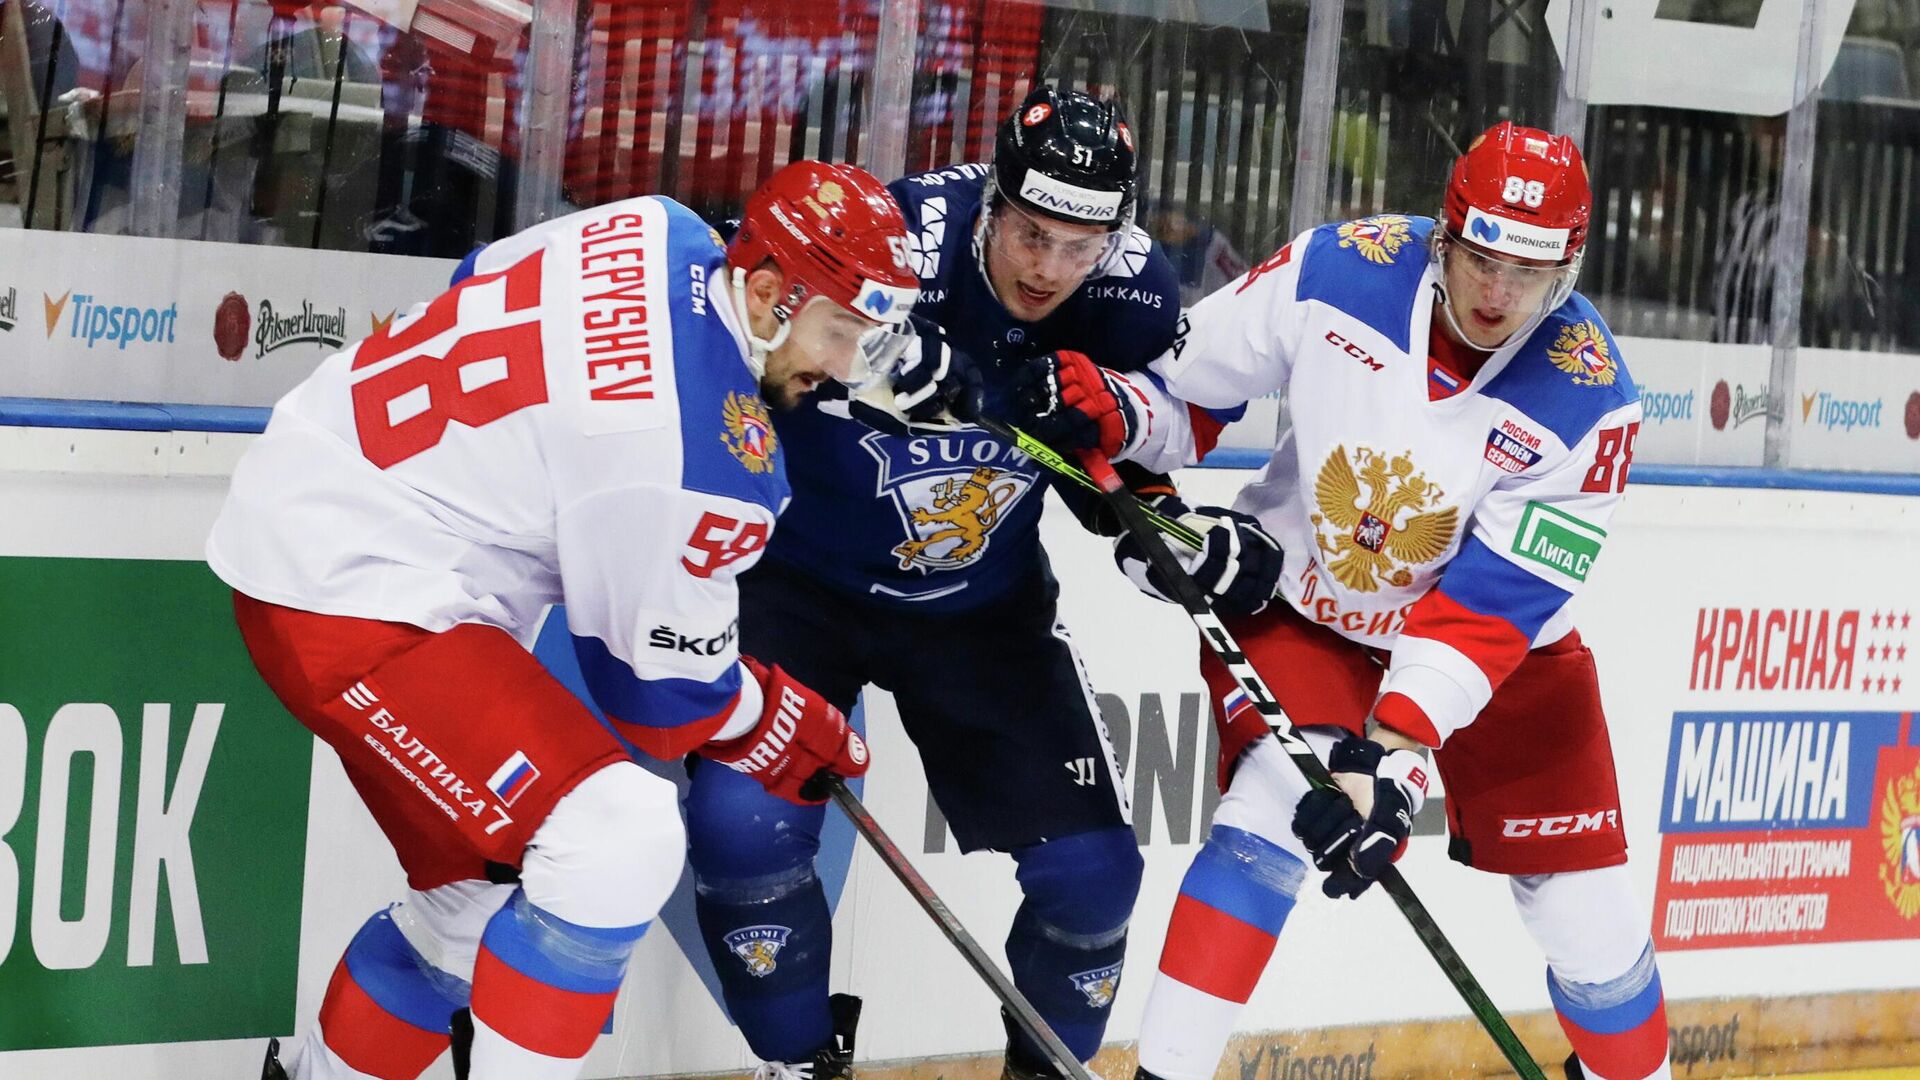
left=824, top=778, right=1099, bottom=1080
left=978, top=419, right=1549, bottom=1080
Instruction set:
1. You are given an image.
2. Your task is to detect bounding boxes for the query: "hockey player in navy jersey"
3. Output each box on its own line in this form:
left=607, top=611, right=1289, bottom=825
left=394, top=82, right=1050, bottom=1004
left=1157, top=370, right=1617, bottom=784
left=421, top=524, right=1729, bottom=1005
left=681, top=87, right=1207, bottom=1080
left=1012, top=122, right=1673, bottom=1080
left=220, top=161, right=910, bottom=1080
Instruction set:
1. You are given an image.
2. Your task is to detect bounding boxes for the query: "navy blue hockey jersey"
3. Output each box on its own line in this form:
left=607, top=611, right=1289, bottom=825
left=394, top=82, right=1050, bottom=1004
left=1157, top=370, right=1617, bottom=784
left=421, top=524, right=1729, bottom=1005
left=761, top=164, right=1182, bottom=610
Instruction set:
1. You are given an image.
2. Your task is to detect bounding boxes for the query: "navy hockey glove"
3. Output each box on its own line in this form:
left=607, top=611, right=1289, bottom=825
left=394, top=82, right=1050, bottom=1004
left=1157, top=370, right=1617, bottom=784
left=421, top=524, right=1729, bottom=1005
left=1115, top=500, right=1284, bottom=616
left=846, top=315, right=983, bottom=437
left=1292, top=737, right=1430, bottom=899
left=1005, top=350, right=1141, bottom=458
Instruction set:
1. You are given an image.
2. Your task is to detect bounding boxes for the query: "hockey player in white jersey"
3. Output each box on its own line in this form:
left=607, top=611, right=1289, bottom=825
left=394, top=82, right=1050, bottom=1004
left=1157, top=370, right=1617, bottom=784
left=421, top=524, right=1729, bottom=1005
left=209, top=160, right=914, bottom=1080
left=1012, top=122, right=1671, bottom=1080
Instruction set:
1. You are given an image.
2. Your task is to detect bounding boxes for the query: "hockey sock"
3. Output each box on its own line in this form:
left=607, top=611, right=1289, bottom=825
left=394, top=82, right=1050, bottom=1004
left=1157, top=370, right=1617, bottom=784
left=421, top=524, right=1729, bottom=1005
left=468, top=888, right=648, bottom=1079
left=1548, top=944, right=1672, bottom=1080
left=304, top=907, right=465, bottom=1080
left=1005, top=828, right=1143, bottom=1064
left=694, top=862, right=836, bottom=1062
left=1139, top=826, right=1306, bottom=1080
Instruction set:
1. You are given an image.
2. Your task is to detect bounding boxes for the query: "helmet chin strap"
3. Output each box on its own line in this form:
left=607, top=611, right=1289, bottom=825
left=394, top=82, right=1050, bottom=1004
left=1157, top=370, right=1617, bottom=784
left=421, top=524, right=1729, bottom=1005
left=730, top=265, right=792, bottom=378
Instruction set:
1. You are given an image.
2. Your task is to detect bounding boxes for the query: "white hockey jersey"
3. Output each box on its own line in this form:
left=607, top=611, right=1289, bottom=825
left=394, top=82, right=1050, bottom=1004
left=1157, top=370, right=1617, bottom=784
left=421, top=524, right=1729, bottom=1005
left=207, top=196, right=786, bottom=757
left=1125, top=215, right=1642, bottom=746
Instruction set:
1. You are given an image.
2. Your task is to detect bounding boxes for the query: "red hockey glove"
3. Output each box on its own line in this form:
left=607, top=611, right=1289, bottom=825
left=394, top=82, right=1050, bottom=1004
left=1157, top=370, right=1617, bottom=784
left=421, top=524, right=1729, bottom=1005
left=1008, top=350, right=1141, bottom=458
left=699, top=658, right=869, bottom=805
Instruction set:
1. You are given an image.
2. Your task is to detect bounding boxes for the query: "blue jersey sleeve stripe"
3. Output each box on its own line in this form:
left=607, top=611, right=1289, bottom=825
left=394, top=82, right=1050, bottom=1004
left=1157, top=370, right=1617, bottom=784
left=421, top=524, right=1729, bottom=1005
left=1294, top=217, right=1433, bottom=353
left=572, top=633, right=742, bottom=730
left=1481, top=294, right=1638, bottom=448
left=1437, top=536, right=1572, bottom=642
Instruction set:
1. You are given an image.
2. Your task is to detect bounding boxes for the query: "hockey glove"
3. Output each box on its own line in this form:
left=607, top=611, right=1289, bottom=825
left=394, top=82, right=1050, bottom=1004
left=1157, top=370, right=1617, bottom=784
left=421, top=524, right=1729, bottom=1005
left=1006, top=350, right=1141, bottom=458
left=1115, top=499, right=1284, bottom=616
left=698, top=658, right=869, bottom=805
left=1291, top=737, right=1430, bottom=899
left=846, top=314, right=984, bottom=437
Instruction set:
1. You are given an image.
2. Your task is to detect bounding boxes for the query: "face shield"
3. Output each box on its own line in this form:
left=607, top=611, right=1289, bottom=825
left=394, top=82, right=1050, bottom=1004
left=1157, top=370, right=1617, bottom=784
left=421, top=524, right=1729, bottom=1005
left=1430, top=229, right=1581, bottom=351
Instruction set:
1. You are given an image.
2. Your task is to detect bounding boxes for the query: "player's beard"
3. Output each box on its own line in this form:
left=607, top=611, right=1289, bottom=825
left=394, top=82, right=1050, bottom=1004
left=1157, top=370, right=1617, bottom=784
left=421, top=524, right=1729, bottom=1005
left=759, top=371, right=808, bottom=411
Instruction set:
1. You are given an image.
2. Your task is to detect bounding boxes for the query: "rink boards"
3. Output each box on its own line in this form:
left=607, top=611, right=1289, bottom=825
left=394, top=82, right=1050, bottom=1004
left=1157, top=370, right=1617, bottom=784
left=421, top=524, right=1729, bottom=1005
left=0, top=426, right=1918, bottom=1079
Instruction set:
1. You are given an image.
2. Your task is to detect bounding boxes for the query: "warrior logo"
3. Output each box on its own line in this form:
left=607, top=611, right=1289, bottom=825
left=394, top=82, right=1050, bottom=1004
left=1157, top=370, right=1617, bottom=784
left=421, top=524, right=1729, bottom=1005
left=1069, top=963, right=1122, bottom=1008
left=1336, top=216, right=1415, bottom=265
left=1548, top=320, right=1618, bottom=387
left=861, top=432, right=1039, bottom=573
left=1879, top=762, right=1920, bottom=919
left=1311, top=445, right=1458, bottom=592
left=722, top=391, right=779, bottom=473
left=724, top=925, right=793, bottom=977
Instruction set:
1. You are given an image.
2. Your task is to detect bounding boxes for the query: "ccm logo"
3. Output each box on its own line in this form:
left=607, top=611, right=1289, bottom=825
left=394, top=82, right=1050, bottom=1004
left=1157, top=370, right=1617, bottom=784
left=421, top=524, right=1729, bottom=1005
left=1501, top=810, right=1619, bottom=838
left=1325, top=330, right=1383, bottom=372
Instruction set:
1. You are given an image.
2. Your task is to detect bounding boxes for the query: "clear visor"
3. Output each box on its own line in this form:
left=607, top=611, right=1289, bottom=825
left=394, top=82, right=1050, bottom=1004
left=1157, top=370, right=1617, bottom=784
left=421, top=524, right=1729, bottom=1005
left=850, top=317, right=919, bottom=391
left=985, top=197, right=1122, bottom=276
left=1433, top=230, right=1580, bottom=343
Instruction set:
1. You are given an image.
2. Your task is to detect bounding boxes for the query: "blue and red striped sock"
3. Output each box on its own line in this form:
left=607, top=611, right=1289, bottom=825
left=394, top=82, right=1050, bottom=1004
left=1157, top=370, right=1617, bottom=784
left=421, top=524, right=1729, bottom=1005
left=467, top=888, right=648, bottom=1077
left=1549, top=945, right=1671, bottom=1080
left=313, top=908, right=465, bottom=1079
left=1139, top=826, right=1305, bottom=1080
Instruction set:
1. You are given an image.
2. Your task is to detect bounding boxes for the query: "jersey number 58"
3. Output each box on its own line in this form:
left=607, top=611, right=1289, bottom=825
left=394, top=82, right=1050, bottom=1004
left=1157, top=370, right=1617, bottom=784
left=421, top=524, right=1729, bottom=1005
left=350, top=252, right=549, bottom=469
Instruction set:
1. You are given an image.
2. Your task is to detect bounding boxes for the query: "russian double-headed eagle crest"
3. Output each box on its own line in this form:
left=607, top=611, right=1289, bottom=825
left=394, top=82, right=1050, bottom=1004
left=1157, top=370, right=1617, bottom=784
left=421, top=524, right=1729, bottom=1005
left=1879, top=761, right=1920, bottom=920
left=1548, top=320, right=1617, bottom=387
left=1336, top=215, right=1415, bottom=265
left=1311, top=445, right=1459, bottom=592
left=722, top=391, right=778, bottom=473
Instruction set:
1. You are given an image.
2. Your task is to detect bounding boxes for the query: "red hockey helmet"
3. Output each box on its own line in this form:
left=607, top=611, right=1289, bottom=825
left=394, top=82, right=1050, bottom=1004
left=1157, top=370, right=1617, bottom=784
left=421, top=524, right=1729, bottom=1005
left=1442, top=121, right=1591, bottom=267
left=727, top=160, right=919, bottom=332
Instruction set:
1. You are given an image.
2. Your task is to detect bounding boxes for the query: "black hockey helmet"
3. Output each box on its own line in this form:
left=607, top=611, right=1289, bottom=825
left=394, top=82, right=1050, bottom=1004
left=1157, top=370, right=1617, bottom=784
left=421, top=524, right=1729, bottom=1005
left=990, top=85, right=1137, bottom=230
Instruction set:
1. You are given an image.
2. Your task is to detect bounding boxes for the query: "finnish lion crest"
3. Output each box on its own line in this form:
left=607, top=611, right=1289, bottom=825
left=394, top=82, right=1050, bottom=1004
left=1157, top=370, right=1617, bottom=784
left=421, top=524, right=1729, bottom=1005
left=1336, top=215, right=1415, bottom=265
left=890, top=465, right=1023, bottom=570
left=1547, top=320, right=1617, bottom=387
left=1311, top=445, right=1458, bottom=593
left=1069, top=963, right=1122, bottom=1008
left=723, top=925, right=793, bottom=977
left=722, top=391, right=778, bottom=473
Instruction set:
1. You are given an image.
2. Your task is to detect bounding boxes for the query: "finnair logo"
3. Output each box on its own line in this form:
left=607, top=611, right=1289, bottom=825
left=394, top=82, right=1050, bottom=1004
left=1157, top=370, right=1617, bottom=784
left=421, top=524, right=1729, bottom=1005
left=863, top=291, right=892, bottom=316
left=1462, top=208, right=1568, bottom=259
left=1018, top=171, right=1122, bottom=223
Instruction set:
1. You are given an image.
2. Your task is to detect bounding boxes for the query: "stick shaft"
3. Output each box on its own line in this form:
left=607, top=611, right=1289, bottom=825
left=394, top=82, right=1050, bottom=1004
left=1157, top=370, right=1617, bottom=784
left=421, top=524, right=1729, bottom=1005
left=828, top=780, right=1097, bottom=1080
left=982, top=424, right=1547, bottom=1080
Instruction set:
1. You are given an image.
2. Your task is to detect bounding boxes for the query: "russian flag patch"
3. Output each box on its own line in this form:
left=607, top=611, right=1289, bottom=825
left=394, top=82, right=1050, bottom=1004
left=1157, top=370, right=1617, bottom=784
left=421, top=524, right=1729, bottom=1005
left=1223, top=689, right=1256, bottom=720
left=487, top=751, right=541, bottom=808
left=1428, top=361, right=1464, bottom=400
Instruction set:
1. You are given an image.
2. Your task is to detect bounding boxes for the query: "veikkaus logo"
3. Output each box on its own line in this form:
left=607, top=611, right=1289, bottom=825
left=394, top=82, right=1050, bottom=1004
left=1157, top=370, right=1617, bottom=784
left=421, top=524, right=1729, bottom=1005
left=1636, top=384, right=1695, bottom=425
